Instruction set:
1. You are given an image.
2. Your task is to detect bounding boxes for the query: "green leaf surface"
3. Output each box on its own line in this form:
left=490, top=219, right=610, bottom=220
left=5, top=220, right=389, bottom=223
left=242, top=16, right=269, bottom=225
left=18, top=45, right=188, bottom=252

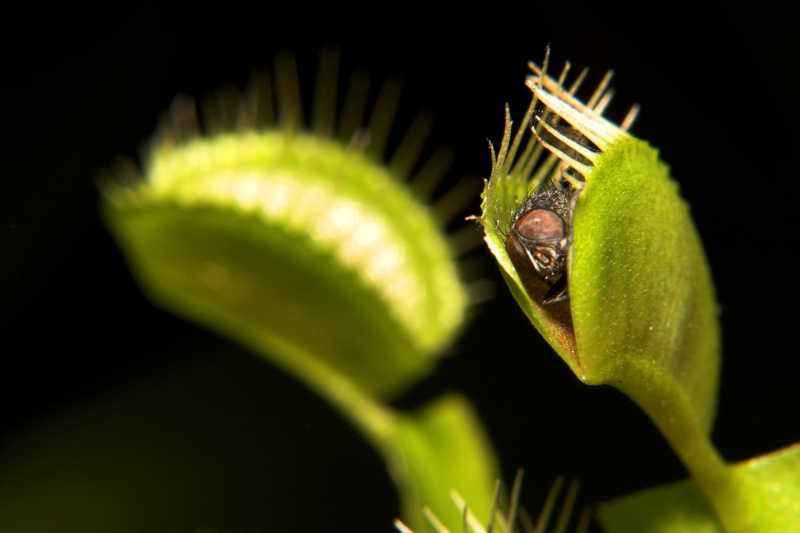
left=569, top=139, right=719, bottom=428
left=597, top=443, right=800, bottom=533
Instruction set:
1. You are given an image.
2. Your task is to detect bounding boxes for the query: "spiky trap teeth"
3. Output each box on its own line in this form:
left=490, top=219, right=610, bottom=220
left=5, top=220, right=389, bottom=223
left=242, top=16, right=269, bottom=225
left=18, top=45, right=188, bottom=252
left=481, top=54, right=639, bottom=313
left=481, top=51, right=640, bottom=239
left=525, top=58, right=640, bottom=184
left=492, top=57, right=644, bottom=308
left=393, top=470, right=591, bottom=533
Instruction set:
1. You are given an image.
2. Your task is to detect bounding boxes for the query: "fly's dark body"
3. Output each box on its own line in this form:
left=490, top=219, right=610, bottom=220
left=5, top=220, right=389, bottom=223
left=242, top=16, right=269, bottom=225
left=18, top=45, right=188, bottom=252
left=505, top=177, right=579, bottom=304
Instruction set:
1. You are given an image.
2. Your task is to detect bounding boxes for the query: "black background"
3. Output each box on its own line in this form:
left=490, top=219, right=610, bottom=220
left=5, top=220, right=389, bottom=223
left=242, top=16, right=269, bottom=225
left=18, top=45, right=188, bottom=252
left=2, top=2, right=798, bottom=531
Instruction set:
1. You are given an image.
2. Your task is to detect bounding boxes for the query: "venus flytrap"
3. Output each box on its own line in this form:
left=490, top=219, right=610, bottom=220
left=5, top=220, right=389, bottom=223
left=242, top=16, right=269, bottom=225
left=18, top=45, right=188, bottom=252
left=101, top=53, right=497, bottom=532
left=8, top=48, right=797, bottom=533
left=481, top=58, right=799, bottom=532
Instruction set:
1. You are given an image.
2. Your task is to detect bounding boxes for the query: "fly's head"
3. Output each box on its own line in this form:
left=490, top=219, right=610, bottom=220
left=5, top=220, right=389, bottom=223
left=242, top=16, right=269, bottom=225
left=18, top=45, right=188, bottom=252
left=505, top=175, right=579, bottom=304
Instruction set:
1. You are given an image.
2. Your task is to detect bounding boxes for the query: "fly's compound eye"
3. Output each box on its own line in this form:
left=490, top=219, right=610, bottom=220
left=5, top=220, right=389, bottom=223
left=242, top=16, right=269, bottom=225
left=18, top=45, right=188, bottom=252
left=515, top=208, right=565, bottom=241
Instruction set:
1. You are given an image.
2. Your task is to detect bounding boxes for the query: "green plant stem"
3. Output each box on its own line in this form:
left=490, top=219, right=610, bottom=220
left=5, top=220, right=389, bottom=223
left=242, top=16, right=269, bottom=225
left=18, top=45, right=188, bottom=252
left=618, top=359, right=754, bottom=532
